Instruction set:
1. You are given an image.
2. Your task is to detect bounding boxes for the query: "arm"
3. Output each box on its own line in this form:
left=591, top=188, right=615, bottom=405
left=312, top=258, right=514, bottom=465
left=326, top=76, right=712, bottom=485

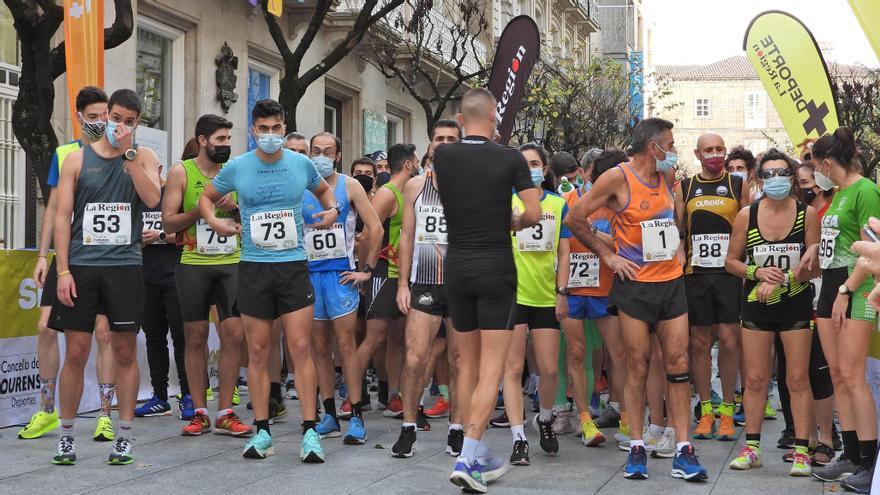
left=555, top=237, right=571, bottom=322
left=515, top=188, right=542, bottom=229
left=198, top=183, right=241, bottom=237
left=673, top=181, right=686, bottom=232
left=54, top=151, right=83, bottom=307
left=128, top=146, right=161, bottom=208
left=308, top=179, right=339, bottom=229
left=161, top=163, right=201, bottom=233
left=795, top=206, right=821, bottom=282
left=395, top=177, right=422, bottom=314
left=340, top=177, right=384, bottom=286
left=724, top=208, right=750, bottom=279
left=739, top=176, right=751, bottom=207
left=34, top=189, right=58, bottom=287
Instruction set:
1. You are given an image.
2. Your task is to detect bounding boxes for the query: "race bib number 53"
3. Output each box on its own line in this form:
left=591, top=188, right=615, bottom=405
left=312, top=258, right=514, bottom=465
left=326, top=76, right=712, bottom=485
left=83, top=202, right=131, bottom=245
left=250, top=210, right=297, bottom=250
left=640, top=218, right=679, bottom=262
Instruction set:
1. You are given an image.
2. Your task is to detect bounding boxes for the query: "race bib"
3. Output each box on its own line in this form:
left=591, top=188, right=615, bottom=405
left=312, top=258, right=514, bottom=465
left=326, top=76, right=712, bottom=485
left=691, top=233, right=729, bottom=268
left=142, top=211, right=165, bottom=245
left=516, top=213, right=556, bottom=252
left=752, top=243, right=801, bottom=272
left=305, top=223, right=346, bottom=261
left=415, top=205, right=448, bottom=245
left=83, top=202, right=131, bottom=245
left=640, top=218, right=679, bottom=262
left=250, top=210, right=297, bottom=250
left=196, top=218, right=236, bottom=255
left=819, top=228, right=839, bottom=269
left=568, top=252, right=600, bottom=288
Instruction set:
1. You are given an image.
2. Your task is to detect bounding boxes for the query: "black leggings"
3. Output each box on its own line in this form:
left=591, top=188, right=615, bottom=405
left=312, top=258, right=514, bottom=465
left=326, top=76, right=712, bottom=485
left=143, top=282, right=188, bottom=400
left=776, top=328, right=834, bottom=430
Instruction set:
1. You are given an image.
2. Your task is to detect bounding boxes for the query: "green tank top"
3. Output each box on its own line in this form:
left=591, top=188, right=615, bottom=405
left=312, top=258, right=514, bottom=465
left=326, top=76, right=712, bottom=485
left=379, top=182, right=404, bottom=279
left=179, top=159, right=240, bottom=265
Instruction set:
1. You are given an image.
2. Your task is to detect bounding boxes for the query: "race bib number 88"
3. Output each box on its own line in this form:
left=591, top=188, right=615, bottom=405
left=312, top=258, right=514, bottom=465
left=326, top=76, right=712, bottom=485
left=83, top=202, right=131, bottom=245
left=250, top=210, right=297, bottom=250
left=640, top=218, right=679, bottom=262
left=691, top=233, right=729, bottom=268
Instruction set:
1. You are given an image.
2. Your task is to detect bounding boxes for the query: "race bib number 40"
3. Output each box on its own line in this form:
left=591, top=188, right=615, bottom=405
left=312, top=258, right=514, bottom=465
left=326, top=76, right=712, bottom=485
left=142, top=211, right=165, bottom=245
left=416, top=205, right=448, bottom=244
left=752, top=243, right=801, bottom=271
left=83, top=202, right=131, bottom=245
left=305, top=223, right=346, bottom=261
left=568, top=252, right=600, bottom=288
left=196, top=218, right=236, bottom=254
left=250, top=210, right=297, bottom=250
left=516, top=212, right=556, bottom=252
left=819, top=228, right=839, bottom=269
left=691, top=233, right=729, bottom=268
left=640, top=218, right=679, bottom=262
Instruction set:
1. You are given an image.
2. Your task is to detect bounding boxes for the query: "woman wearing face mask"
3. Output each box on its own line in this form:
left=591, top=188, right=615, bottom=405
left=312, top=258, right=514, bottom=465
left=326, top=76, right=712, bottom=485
left=725, top=149, right=820, bottom=476
left=810, top=127, right=880, bottom=492
left=797, top=163, right=834, bottom=216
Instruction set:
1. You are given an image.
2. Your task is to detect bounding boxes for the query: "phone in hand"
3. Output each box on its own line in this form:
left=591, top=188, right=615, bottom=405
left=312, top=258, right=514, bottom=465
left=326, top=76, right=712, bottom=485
left=864, top=224, right=880, bottom=243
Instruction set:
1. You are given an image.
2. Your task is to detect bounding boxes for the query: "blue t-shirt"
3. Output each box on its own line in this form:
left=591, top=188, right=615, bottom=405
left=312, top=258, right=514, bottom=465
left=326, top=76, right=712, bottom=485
left=212, top=149, right=322, bottom=263
left=47, top=140, right=82, bottom=187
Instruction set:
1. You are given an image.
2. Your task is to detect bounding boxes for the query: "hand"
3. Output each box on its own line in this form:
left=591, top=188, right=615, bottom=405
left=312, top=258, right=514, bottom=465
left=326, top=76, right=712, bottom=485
left=796, top=244, right=819, bottom=279
left=57, top=272, right=77, bottom=307
left=555, top=294, right=569, bottom=323
left=854, top=240, right=880, bottom=277
left=831, top=293, right=849, bottom=332
left=339, top=270, right=370, bottom=286
left=113, top=122, right=134, bottom=151
left=604, top=253, right=640, bottom=281
left=33, top=257, right=49, bottom=288
left=676, top=242, right=686, bottom=267
left=755, top=281, right=778, bottom=303
left=209, top=217, right=241, bottom=237
left=511, top=206, right=524, bottom=231
left=755, top=266, right=785, bottom=284
left=868, top=283, right=880, bottom=312
left=142, top=229, right=159, bottom=245
left=396, top=284, right=411, bottom=316
left=312, top=208, right=338, bottom=230
left=216, top=194, right=238, bottom=212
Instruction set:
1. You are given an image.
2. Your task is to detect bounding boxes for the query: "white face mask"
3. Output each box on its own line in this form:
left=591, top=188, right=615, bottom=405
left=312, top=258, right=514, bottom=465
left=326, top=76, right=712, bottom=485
left=814, top=160, right=836, bottom=191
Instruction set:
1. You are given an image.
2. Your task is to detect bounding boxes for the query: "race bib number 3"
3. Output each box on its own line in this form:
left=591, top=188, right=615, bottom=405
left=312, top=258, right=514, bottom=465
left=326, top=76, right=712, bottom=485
left=819, top=228, right=839, bottom=269
left=83, top=202, right=131, bottom=245
left=305, top=223, right=346, bottom=261
left=516, top=213, right=556, bottom=252
left=416, top=205, right=448, bottom=245
left=250, top=210, right=297, bottom=250
left=691, top=233, right=729, bottom=268
left=196, top=218, right=235, bottom=254
left=568, top=252, right=600, bottom=288
left=640, top=218, right=679, bottom=262
left=752, top=243, right=801, bottom=271
left=142, top=211, right=165, bottom=244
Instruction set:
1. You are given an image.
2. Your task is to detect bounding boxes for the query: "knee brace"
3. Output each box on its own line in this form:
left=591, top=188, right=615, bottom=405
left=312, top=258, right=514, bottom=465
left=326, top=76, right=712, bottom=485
left=667, top=372, right=690, bottom=384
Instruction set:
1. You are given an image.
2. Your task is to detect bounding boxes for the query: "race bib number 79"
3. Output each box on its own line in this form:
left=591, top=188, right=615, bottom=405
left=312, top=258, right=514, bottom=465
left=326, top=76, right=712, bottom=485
left=83, top=202, right=131, bottom=245
left=250, top=210, right=297, bottom=250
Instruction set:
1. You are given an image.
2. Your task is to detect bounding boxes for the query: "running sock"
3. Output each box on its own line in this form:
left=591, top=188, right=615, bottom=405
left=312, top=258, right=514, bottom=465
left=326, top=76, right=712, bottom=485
left=794, top=438, right=809, bottom=456
left=675, top=441, right=691, bottom=454
left=270, top=382, right=283, bottom=402
left=301, top=420, right=317, bottom=434
left=720, top=402, right=735, bottom=416
left=286, top=373, right=294, bottom=383
left=98, top=383, right=115, bottom=417
left=746, top=433, right=761, bottom=452
left=255, top=419, right=270, bottom=435
left=647, top=423, right=665, bottom=438
left=389, top=387, right=400, bottom=399
left=403, top=422, right=417, bottom=429
left=630, top=439, right=645, bottom=449
left=117, top=420, right=133, bottom=440
left=539, top=408, right=553, bottom=422
left=379, top=380, right=389, bottom=404
left=460, top=437, right=479, bottom=464
left=842, top=430, right=861, bottom=465
left=511, top=425, right=526, bottom=443
left=323, top=398, right=337, bottom=421
left=699, top=400, right=712, bottom=417
left=352, top=400, right=363, bottom=419
left=155, top=386, right=168, bottom=402
left=859, top=438, right=878, bottom=468
left=60, top=417, right=75, bottom=435
left=195, top=407, right=209, bottom=417
left=438, top=385, right=449, bottom=401
left=216, top=408, right=233, bottom=420
left=40, top=377, right=56, bottom=413
left=449, top=423, right=463, bottom=432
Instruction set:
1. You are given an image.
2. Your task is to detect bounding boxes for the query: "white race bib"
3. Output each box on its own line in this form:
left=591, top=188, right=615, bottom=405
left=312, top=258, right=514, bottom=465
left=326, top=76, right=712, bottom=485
left=196, top=218, right=236, bottom=255
left=142, top=211, right=165, bottom=244
left=83, top=202, right=131, bottom=245
left=516, top=213, right=556, bottom=252
left=690, top=233, right=729, bottom=268
left=568, top=252, right=600, bottom=288
left=415, top=205, right=448, bottom=245
left=819, top=228, right=839, bottom=269
left=752, top=243, right=801, bottom=272
left=305, top=223, right=346, bottom=261
left=640, top=218, right=679, bottom=262
left=250, top=210, right=297, bottom=250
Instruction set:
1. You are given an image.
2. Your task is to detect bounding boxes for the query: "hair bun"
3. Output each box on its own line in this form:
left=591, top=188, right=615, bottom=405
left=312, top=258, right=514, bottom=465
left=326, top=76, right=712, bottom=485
left=833, top=127, right=856, bottom=164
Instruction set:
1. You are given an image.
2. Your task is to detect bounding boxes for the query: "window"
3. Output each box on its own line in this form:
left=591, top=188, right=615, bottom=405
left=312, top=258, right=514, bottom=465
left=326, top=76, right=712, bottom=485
left=744, top=92, right=766, bottom=129
left=247, top=68, right=271, bottom=151
left=325, top=97, right=343, bottom=138
left=137, top=28, right=171, bottom=131
left=695, top=98, right=710, bottom=118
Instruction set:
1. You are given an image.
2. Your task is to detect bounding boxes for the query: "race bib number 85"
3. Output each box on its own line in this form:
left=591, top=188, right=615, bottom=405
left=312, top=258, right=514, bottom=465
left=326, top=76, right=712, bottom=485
left=640, top=218, right=679, bottom=262
left=416, top=205, right=448, bottom=245
left=250, top=210, right=297, bottom=250
left=83, top=202, right=131, bottom=245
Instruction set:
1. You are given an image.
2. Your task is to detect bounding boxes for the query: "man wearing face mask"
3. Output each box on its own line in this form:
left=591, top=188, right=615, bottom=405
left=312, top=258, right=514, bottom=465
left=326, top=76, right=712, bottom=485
left=674, top=133, right=749, bottom=444
left=305, top=132, right=383, bottom=444
left=162, top=114, right=252, bottom=437
left=370, top=150, right=391, bottom=187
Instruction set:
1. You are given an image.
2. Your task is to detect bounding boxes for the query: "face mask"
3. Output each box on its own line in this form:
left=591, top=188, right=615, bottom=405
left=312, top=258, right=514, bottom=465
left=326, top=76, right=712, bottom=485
left=653, top=143, right=678, bottom=172
left=256, top=133, right=284, bottom=154
left=762, top=176, right=792, bottom=200
left=207, top=145, right=231, bottom=164
left=574, top=176, right=585, bottom=188
left=582, top=181, right=592, bottom=193
left=530, top=168, right=545, bottom=187
left=312, top=155, right=336, bottom=178
left=814, top=161, right=836, bottom=190
left=703, top=155, right=725, bottom=174
left=376, top=171, right=391, bottom=187
left=79, top=113, right=106, bottom=141
left=354, top=174, right=374, bottom=193
left=730, top=171, right=748, bottom=182
left=802, top=187, right=818, bottom=205
left=106, top=120, right=120, bottom=148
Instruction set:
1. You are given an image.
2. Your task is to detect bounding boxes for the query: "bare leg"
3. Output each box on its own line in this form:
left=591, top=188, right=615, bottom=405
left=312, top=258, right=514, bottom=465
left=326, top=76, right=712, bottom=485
left=595, top=316, right=627, bottom=414
left=184, top=321, right=210, bottom=408
left=465, top=330, right=514, bottom=442
left=502, top=325, right=528, bottom=429
left=717, top=323, right=740, bottom=404
left=58, top=331, right=93, bottom=421
left=280, top=306, right=319, bottom=422
left=111, top=332, right=139, bottom=423
left=217, top=317, right=244, bottom=410
left=655, top=314, right=691, bottom=444
left=401, top=310, right=442, bottom=422
left=618, top=311, right=652, bottom=441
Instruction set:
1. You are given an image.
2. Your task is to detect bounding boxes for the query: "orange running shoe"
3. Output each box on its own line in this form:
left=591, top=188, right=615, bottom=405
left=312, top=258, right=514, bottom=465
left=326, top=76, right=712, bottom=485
left=716, top=413, right=735, bottom=441
left=425, top=397, right=450, bottom=418
left=215, top=411, right=254, bottom=437
left=693, top=413, right=715, bottom=439
left=182, top=412, right=211, bottom=436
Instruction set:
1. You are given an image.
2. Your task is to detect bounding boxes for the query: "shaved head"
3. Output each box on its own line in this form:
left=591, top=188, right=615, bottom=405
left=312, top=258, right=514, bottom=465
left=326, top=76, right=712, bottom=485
left=695, top=133, right=724, bottom=152
left=459, top=88, right=496, bottom=124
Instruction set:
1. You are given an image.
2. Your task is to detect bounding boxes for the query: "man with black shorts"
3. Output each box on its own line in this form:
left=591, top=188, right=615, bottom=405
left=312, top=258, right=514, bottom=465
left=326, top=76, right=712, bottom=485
left=51, top=89, right=161, bottom=465
left=433, top=88, right=541, bottom=493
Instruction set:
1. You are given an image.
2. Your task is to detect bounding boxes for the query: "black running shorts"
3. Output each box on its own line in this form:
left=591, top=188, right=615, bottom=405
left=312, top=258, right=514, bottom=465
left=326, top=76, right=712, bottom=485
left=174, top=263, right=240, bottom=323
left=609, top=275, right=687, bottom=324
left=366, top=276, right=404, bottom=320
left=685, top=272, right=742, bottom=326
left=48, top=265, right=143, bottom=332
left=515, top=304, right=558, bottom=329
left=410, top=283, right=449, bottom=317
left=446, top=271, right=517, bottom=332
left=237, top=261, right=314, bottom=320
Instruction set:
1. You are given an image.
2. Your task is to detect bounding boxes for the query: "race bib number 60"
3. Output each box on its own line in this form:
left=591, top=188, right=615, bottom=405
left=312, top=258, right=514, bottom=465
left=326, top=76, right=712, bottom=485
left=640, top=218, right=679, bottom=262
left=305, top=223, right=346, bottom=261
left=83, top=202, right=131, bottom=245
left=250, top=210, right=297, bottom=250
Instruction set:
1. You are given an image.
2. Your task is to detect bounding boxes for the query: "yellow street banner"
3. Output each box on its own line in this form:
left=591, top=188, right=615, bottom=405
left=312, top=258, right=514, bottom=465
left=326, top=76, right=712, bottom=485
left=64, top=0, right=105, bottom=140
left=743, top=10, right=839, bottom=146
left=849, top=0, right=880, bottom=61
left=1, top=250, right=45, bottom=339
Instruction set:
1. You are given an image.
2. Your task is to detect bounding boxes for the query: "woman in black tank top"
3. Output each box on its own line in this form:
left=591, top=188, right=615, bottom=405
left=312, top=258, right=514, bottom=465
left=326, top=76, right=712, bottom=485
left=723, top=150, right=820, bottom=475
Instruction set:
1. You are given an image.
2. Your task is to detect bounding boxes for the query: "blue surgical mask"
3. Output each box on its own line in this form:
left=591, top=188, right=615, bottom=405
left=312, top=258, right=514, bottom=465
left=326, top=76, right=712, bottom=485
left=730, top=171, right=748, bottom=182
left=762, top=176, right=792, bottom=200
left=653, top=143, right=678, bottom=172
left=106, top=120, right=120, bottom=148
left=256, top=133, right=284, bottom=154
left=312, top=155, right=336, bottom=178
left=530, top=168, right=545, bottom=187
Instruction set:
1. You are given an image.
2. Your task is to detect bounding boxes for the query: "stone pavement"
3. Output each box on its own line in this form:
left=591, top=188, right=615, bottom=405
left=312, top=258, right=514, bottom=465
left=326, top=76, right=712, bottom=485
left=0, top=389, right=842, bottom=495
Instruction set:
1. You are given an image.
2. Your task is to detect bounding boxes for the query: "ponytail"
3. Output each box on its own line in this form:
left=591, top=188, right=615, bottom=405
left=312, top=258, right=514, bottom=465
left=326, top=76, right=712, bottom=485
left=812, top=126, right=860, bottom=173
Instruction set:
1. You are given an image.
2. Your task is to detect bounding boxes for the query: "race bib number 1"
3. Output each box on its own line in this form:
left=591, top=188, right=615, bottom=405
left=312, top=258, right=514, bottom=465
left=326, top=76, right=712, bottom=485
left=819, top=228, right=839, bottom=269
left=196, top=218, right=236, bottom=254
left=250, top=210, right=297, bottom=250
left=305, top=223, right=346, bottom=261
left=691, top=233, right=729, bottom=268
left=640, top=218, right=679, bottom=262
left=415, top=205, right=448, bottom=245
left=83, top=202, right=131, bottom=245
left=142, top=211, right=165, bottom=245
left=516, top=213, right=556, bottom=252
left=568, top=252, right=600, bottom=288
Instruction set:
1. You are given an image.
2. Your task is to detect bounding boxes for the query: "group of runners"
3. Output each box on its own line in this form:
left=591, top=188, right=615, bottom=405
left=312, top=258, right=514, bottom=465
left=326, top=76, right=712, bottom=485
left=16, top=85, right=880, bottom=494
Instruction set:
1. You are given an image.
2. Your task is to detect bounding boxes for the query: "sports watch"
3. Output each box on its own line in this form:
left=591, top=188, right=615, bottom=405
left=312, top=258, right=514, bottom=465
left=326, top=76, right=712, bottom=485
left=839, top=284, right=853, bottom=297
left=124, top=148, right=138, bottom=161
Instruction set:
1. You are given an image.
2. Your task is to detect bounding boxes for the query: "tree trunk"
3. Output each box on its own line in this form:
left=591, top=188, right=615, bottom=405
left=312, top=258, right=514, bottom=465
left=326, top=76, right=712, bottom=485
left=278, top=71, right=303, bottom=132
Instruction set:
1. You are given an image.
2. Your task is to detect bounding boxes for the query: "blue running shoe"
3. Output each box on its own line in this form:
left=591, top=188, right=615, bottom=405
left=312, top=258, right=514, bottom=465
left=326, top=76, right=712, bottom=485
left=477, top=452, right=510, bottom=483
left=242, top=430, right=275, bottom=459
left=178, top=394, right=195, bottom=421
left=449, top=458, right=487, bottom=493
left=624, top=445, right=648, bottom=480
left=344, top=417, right=367, bottom=445
left=710, top=389, right=722, bottom=406
left=301, top=428, right=325, bottom=463
left=495, top=391, right=504, bottom=410
left=733, top=404, right=745, bottom=426
left=336, top=380, right=348, bottom=402
left=671, top=444, right=708, bottom=481
left=315, top=414, right=342, bottom=439
left=135, top=394, right=171, bottom=417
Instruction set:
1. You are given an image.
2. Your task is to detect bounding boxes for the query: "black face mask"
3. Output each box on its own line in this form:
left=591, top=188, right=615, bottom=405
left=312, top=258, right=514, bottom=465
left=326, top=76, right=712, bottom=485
left=207, top=145, right=231, bottom=164
left=354, top=174, right=374, bottom=193
left=802, top=187, right=818, bottom=205
left=376, top=171, right=391, bottom=187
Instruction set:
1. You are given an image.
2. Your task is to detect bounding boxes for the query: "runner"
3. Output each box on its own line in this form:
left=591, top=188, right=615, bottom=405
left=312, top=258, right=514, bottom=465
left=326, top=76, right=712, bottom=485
left=433, top=88, right=542, bottom=493
left=351, top=157, right=377, bottom=195
left=725, top=146, right=759, bottom=203
left=811, top=127, right=880, bottom=492
left=566, top=118, right=708, bottom=481
left=285, top=132, right=308, bottom=155
left=198, top=99, right=339, bottom=462
left=50, top=89, right=162, bottom=465
left=162, top=114, right=251, bottom=436
left=675, top=133, right=748, bottom=442
left=724, top=149, right=820, bottom=477
left=21, top=86, right=118, bottom=443
left=306, top=132, right=382, bottom=444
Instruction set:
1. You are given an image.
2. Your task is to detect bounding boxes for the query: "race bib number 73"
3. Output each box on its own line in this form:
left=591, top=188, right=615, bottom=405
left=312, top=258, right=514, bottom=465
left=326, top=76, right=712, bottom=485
left=250, top=210, right=297, bottom=250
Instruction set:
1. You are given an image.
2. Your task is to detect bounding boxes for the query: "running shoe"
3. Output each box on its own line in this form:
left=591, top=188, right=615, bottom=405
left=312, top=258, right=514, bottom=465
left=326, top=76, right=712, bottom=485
left=495, top=391, right=505, bottom=410
left=243, top=429, right=275, bottom=459
left=777, top=427, right=794, bottom=449
left=812, top=455, right=858, bottom=481
left=134, top=394, right=171, bottom=417
left=840, top=465, right=873, bottom=494
left=624, top=445, right=648, bottom=479
left=232, top=386, right=240, bottom=406
left=729, top=446, right=762, bottom=470
left=693, top=412, right=715, bottom=440
left=510, top=439, right=530, bottom=465
left=206, top=388, right=214, bottom=402
left=315, top=414, right=342, bottom=439
left=532, top=414, right=559, bottom=454
left=479, top=452, right=510, bottom=482
left=338, top=400, right=352, bottom=420
left=589, top=393, right=602, bottom=418
left=530, top=391, right=539, bottom=413
left=93, top=416, right=114, bottom=441
left=616, top=422, right=632, bottom=451
left=733, top=403, right=745, bottom=426
left=489, top=411, right=510, bottom=428
left=552, top=407, right=574, bottom=435
left=790, top=452, right=811, bottom=476
left=449, top=458, right=486, bottom=493
left=710, top=389, right=722, bottom=405
left=108, top=437, right=133, bottom=465
left=782, top=449, right=795, bottom=463
left=285, top=379, right=298, bottom=400
left=652, top=427, right=676, bottom=458
left=52, top=435, right=76, bottom=465
left=593, top=406, right=620, bottom=429
left=383, top=394, right=404, bottom=418
left=416, top=406, right=431, bottom=432
left=716, top=413, right=736, bottom=441
left=425, top=396, right=449, bottom=418
left=811, top=443, right=834, bottom=466
left=301, top=428, right=325, bottom=463
left=182, top=412, right=212, bottom=436
left=269, top=397, right=287, bottom=424
left=344, top=417, right=367, bottom=445
left=763, top=400, right=777, bottom=419
left=671, top=444, right=708, bottom=481
left=178, top=393, right=195, bottom=421
left=447, top=428, right=464, bottom=456
left=430, top=382, right=441, bottom=396
left=336, top=375, right=348, bottom=401
left=580, top=418, right=606, bottom=447
left=237, top=376, right=248, bottom=391
left=215, top=412, right=253, bottom=437
left=391, top=425, right=416, bottom=458
left=19, top=410, right=60, bottom=439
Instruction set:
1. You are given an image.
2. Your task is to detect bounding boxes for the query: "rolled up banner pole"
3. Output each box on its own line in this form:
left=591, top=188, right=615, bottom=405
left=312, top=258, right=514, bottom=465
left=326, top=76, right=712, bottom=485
left=64, top=0, right=105, bottom=140
left=848, top=0, right=880, bottom=61
left=486, top=15, right=540, bottom=145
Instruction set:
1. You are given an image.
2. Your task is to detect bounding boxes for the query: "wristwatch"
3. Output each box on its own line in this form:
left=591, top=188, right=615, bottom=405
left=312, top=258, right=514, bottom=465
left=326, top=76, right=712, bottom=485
left=158, top=231, right=167, bottom=242
left=334, top=202, right=343, bottom=214
left=839, top=284, right=853, bottom=296
left=556, top=286, right=569, bottom=296
left=124, top=148, right=138, bottom=161
left=361, top=264, right=374, bottom=274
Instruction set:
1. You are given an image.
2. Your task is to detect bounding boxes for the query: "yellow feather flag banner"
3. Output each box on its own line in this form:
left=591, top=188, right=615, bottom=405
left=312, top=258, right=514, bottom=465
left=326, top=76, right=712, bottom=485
left=64, top=0, right=105, bottom=140
left=849, top=0, right=880, bottom=60
left=743, top=10, right=839, bottom=146
left=268, top=0, right=283, bottom=17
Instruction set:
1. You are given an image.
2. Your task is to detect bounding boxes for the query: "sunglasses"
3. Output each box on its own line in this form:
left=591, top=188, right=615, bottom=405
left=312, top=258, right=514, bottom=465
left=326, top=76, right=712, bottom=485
left=759, top=168, right=792, bottom=180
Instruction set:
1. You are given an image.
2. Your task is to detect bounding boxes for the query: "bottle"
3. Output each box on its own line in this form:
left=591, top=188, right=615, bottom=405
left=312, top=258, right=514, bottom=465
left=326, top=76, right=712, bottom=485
left=558, top=176, right=573, bottom=194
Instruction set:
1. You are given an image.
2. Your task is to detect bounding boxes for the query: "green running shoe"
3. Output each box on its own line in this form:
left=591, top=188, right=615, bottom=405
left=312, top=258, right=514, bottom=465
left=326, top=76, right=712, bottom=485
left=301, top=428, right=325, bottom=463
left=19, top=410, right=60, bottom=439
left=93, top=416, right=114, bottom=441
left=243, top=429, right=275, bottom=459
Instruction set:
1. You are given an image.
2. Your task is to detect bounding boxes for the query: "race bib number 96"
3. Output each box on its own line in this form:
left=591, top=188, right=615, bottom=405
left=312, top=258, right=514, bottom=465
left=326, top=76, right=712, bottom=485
left=819, top=228, right=839, bottom=269
left=752, top=243, right=801, bottom=272
left=83, top=202, right=131, bottom=245
left=691, top=233, right=729, bottom=268
left=568, top=252, right=600, bottom=288
left=305, top=223, right=346, bottom=261
left=197, top=218, right=236, bottom=254
left=640, top=218, right=679, bottom=262
left=250, top=210, right=297, bottom=250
